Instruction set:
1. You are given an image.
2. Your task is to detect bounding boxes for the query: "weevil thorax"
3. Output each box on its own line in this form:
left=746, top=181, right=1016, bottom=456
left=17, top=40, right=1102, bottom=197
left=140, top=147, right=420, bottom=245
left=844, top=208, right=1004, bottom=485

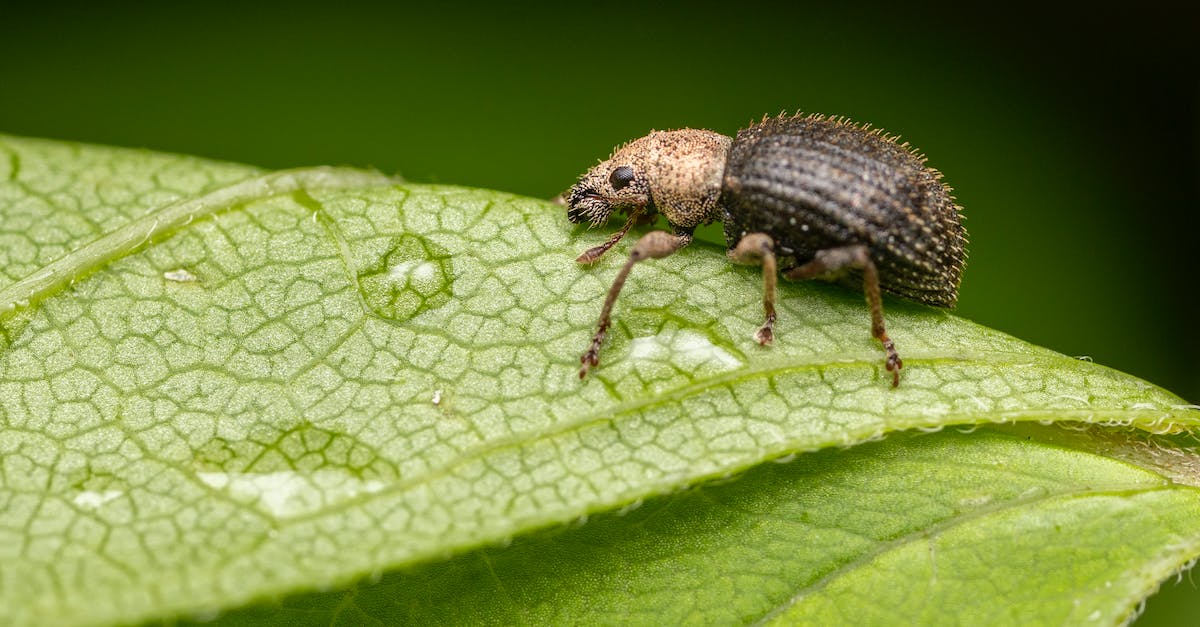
left=566, top=129, right=732, bottom=229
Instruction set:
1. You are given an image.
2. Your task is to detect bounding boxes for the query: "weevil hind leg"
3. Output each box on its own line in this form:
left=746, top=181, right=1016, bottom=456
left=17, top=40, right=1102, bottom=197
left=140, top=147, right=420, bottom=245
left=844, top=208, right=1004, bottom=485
left=784, top=245, right=903, bottom=387
left=580, top=230, right=693, bottom=378
left=728, top=233, right=778, bottom=345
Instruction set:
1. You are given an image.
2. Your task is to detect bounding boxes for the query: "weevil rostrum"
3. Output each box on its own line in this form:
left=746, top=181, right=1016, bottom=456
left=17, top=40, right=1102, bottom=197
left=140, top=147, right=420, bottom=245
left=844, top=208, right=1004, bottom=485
left=556, top=113, right=967, bottom=386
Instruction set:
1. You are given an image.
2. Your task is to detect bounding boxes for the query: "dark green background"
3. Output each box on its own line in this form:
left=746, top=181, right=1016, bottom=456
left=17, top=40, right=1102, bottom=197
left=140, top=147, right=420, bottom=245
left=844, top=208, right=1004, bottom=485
left=3, top=2, right=1197, bottom=623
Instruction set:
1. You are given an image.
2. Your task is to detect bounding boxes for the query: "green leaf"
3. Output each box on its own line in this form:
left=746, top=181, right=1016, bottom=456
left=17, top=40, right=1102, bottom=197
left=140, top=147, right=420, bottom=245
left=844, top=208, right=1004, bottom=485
left=1, top=135, right=1197, bottom=626
left=199, top=425, right=1200, bottom=626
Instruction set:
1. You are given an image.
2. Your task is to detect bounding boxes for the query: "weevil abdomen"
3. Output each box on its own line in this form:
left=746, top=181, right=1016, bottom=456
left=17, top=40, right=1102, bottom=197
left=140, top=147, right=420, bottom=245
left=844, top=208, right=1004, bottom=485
left=722, top=115, right=966, bottom=307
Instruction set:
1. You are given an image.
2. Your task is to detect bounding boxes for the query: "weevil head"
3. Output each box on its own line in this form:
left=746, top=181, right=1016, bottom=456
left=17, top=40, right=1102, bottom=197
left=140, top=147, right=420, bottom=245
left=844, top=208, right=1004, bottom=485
left=564, top=149, right=653, bottom=226
left=563, top=129, right=733, bottom=229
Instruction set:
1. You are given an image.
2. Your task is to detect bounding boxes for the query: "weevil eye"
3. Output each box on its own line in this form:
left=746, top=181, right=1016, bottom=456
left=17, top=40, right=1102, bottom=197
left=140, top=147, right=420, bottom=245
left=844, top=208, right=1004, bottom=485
left=609, top=166, right=635, bottom=191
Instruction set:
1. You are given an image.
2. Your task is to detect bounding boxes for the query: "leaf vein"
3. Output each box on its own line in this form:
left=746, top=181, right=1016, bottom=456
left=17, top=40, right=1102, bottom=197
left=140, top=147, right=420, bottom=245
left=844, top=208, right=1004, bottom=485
left=749, top=483, right=1193, bottom=625
left=0, top=167, right=393, bottom=322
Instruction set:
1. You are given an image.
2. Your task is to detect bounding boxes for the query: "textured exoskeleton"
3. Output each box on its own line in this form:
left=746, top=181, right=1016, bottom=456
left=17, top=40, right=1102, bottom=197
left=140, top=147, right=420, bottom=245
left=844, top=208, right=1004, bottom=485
left=558, top=113, right=967, bottom=386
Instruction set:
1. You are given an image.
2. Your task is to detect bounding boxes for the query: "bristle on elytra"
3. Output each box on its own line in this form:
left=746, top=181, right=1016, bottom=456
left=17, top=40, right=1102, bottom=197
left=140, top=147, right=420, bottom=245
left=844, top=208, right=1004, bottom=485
left=749, top=111, right=934, bottom=165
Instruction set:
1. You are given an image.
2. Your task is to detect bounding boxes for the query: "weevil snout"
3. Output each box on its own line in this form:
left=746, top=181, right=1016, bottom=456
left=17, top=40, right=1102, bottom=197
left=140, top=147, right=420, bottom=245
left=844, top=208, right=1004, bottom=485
left=565, top=155, right=654, bottom=226
left=565, top=183, right=616, bottom=225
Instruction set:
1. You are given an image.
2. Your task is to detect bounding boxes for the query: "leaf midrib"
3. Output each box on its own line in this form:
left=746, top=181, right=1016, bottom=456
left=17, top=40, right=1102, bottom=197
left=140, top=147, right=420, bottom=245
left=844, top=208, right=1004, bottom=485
left=269, top=351, right=1181, bottom=528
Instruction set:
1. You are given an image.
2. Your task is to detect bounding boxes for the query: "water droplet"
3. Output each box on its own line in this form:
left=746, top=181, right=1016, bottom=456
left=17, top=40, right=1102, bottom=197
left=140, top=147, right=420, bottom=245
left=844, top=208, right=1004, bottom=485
left=958, top=493, right=994, bottom=508
left=192, top=425, right=399, bottom=519
left=357, top=235, right=453, bottom=320
left=72, top=489, right=123, bottom=509
left=627, top=328, right=742, bottom=372
left=616, top=499, right=643, bottom=516
left=163, top=268, right=198, bottom=282
left=188, top=608, right=223, bottom=623
left=196, top=469, right=386, bottom=519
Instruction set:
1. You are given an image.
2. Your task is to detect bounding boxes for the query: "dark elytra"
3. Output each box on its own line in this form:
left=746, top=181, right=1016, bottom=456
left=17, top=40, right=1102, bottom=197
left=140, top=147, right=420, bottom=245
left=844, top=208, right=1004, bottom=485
left=723, top=115, right=965, bottom=307
left=558, top=113, right=968, bottom=386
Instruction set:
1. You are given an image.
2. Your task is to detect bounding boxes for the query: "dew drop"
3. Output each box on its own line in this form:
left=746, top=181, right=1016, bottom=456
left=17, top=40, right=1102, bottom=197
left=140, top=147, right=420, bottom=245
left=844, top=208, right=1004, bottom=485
left=627, top=328, right=742, bottom=373
left=72, top=489, right=123, bottom=509
left=163, top=268, right=199, bottom=282
left=192, top=425, right=398, bottom=520
left=188, top=608, right=223, bottom=623
left=357, top=235, right=454, bottom=320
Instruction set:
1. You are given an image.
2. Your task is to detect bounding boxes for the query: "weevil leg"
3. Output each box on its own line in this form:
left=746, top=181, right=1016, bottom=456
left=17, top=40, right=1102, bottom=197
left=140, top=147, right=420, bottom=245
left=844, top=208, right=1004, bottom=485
left=580, top=230, right=693, bottom=378
left=576, top=207, right=645, bottom=264
left=784, top=245, right=903, bottom=387
left=728, top=233, right=777, bottom=345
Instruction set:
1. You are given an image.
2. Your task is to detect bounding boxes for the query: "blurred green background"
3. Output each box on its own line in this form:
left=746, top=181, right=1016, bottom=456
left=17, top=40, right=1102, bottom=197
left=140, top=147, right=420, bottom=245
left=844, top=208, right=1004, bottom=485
left=3, top=1, right=1197, bottom=622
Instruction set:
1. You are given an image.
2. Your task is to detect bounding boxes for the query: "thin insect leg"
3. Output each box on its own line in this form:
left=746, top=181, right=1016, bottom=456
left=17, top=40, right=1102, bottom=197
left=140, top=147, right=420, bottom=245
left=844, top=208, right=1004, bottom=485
left=728, top=233, right=777, bottom=344
left=785, top=245, right=903, bottom=386
left=580, top=230, right=692, bottom=378
left=783, top=245, right=862, bottom=281
left=859, top=255, right=902, bottom=386
left=576, top=207, right=644, bottom=264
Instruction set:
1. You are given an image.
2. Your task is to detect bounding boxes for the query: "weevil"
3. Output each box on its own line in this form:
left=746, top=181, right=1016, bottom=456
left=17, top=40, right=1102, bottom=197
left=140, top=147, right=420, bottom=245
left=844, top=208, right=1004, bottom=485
left=557, top=113, right=967, bottom=386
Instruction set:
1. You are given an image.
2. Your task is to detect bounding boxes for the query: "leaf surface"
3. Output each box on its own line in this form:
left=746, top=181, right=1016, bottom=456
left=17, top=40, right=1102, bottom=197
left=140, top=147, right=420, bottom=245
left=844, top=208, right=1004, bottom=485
left=0, top=135, right=1196, bottom=625
left=202, top=426, right=1200, bottom=626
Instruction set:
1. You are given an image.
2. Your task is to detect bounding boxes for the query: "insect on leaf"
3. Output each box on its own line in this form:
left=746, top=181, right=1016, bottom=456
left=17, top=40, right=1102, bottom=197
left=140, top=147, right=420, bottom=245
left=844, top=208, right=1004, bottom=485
left=0, top=135, right=1197, bottom=626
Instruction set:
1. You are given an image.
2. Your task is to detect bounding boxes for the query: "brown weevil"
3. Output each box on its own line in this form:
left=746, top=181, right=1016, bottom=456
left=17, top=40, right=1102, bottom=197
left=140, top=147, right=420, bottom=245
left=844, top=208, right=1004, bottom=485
left=557, top=113, right=967, bottom=386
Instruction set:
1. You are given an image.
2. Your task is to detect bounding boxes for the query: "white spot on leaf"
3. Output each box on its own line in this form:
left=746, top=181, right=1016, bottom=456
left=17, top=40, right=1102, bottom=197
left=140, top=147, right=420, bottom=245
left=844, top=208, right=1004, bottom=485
left=72, top=490, right=123, bottom=509
left=196, top=471, right=385, bottom=519
left=388, top=260, right=438, bottom=285
left=628, top=329, right=741, bottom=371
left=958, top=494, right=993, bottom=507
left=163, top=268, right=198, bottom=282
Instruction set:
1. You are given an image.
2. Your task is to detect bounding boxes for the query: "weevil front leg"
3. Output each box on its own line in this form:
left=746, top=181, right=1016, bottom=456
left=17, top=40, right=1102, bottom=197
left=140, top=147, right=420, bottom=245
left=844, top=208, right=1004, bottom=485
left=580, top=230, right=693, bottom=378
left=785, top=245, right=903, bottom=387
left=575, top=207, right=645, bottom=264
left=728, top=233, right=778, bottom=345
